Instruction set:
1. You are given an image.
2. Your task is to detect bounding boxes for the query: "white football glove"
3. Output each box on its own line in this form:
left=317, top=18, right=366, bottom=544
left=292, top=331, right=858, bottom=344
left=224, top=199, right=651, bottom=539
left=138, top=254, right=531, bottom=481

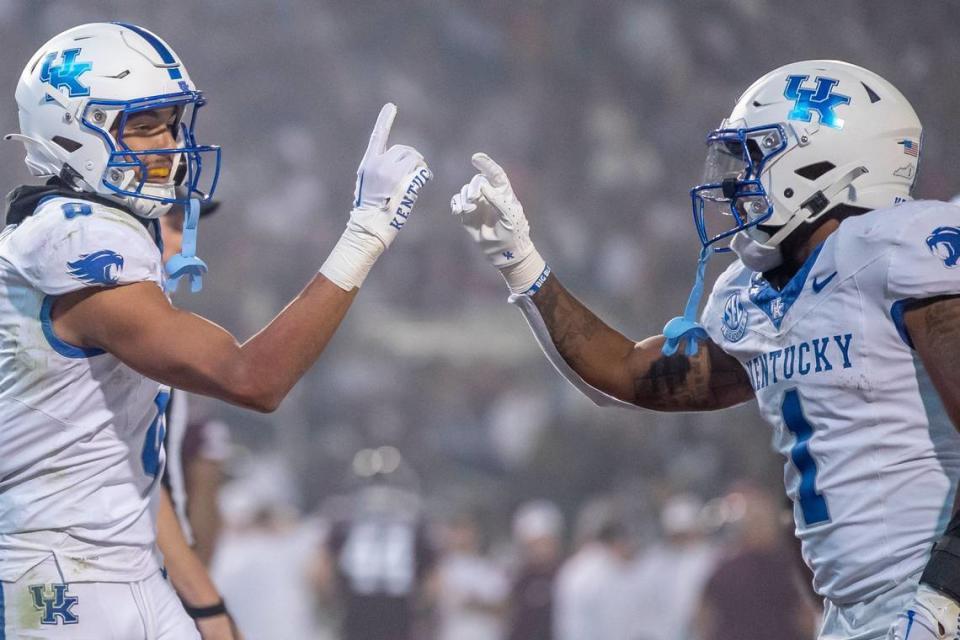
left=320, top=103, right=431, bottom=290
left=451, top=153, right=548, bottom=294
left=887, top=586, right=960, bottom=640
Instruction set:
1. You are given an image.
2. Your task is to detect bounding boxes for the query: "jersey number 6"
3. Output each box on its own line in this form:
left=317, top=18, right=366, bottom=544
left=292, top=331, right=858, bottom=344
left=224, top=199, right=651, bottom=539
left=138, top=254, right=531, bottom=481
left=141, top=390, right=170, bottom=478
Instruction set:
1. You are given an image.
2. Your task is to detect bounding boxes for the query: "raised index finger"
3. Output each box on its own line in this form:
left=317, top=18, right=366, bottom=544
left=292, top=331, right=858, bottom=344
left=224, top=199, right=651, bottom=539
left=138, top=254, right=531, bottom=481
left=364, top=102, right=397, bottom=158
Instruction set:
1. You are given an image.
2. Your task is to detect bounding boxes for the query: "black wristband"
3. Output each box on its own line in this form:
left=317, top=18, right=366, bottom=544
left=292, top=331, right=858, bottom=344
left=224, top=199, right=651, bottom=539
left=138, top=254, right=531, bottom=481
left=920, top=535, right=960, bottom=602
left=182, top=599, right=229, bottom=620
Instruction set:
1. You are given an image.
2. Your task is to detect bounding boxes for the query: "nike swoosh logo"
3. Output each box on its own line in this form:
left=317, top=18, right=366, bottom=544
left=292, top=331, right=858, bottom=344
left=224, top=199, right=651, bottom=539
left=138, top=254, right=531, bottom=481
left=811, top=271, right=838, bottom=294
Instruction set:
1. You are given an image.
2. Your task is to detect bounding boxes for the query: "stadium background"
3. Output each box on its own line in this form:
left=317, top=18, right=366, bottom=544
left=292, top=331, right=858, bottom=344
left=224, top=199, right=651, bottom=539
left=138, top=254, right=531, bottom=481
left=2, top=1, right=959, bottom=638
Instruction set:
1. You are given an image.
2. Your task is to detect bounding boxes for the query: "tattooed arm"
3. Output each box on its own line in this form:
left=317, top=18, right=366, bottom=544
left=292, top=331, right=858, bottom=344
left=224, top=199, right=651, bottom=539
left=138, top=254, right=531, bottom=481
left=904, top=295, right=960, bottom=428
left=447, top=154, right=751, bottom=411
left=533, top=275, right=753, bottom=411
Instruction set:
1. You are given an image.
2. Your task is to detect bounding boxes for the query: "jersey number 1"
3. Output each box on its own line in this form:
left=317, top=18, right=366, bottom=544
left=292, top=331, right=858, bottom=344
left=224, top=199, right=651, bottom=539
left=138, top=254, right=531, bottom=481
left=781, top=389, right=831, bottom=526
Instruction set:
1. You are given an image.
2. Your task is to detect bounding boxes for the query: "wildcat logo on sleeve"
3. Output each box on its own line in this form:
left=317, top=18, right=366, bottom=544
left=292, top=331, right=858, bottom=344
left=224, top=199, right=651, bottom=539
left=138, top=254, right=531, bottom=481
left=67, top=250, right=125, bottom=285
left=925, top=226, right=960, bottom=268
left=721, top=292, right=748, bottom=342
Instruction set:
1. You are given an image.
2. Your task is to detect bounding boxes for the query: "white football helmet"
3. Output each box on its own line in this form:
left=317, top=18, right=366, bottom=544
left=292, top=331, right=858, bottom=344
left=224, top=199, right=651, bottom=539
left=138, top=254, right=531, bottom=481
left=692, top=60, right=921, bottom=271
left=6, top=22, right=221, bottom=218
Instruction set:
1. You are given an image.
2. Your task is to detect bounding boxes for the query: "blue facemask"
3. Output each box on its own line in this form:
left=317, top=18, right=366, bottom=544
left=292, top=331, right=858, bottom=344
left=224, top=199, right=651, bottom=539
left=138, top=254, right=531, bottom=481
left=660, top=124, right=787, bottom=357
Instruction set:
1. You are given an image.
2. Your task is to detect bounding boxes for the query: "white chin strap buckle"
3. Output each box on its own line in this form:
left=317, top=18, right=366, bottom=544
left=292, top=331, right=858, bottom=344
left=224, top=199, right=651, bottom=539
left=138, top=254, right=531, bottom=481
left=730, top=231, right=783, bottom=272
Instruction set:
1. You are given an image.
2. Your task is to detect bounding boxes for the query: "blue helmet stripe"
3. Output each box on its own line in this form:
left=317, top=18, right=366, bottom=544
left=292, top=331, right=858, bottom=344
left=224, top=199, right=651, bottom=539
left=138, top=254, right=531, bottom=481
left=112, top=22, right=183, bottom=80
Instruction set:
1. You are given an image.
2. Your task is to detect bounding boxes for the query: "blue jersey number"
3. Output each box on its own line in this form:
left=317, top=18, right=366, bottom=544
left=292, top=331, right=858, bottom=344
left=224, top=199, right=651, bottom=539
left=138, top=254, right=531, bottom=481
left=781, top=389, right=831, bottom=526
left=141, top=390, right=170, bottom=478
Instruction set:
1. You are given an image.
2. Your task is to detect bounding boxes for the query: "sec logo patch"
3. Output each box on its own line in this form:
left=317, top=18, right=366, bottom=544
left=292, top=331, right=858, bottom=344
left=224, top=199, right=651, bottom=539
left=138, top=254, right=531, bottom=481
left=721, top=291, right=748, bottom=343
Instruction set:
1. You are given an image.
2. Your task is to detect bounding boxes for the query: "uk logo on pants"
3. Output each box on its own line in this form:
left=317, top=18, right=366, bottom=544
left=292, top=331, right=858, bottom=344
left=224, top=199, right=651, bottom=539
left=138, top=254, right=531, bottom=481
left=29, top=584, right=79, bottom=625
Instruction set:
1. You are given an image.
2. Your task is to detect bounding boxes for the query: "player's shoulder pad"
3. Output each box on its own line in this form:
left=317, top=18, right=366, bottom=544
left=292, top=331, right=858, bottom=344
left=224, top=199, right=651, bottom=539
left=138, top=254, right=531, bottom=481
left=3, top=196, right=163, bottom=296
left=830, top=201, right=956, bottom=287
left=878, top=200, right=960, bottom=301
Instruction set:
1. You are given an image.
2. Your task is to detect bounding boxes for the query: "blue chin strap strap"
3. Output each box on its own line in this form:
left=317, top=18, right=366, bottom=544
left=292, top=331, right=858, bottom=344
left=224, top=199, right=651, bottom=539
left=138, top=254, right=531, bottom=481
left=164, top=198, right=207, bottom=294
left=661, top=246, right=711, bottom=357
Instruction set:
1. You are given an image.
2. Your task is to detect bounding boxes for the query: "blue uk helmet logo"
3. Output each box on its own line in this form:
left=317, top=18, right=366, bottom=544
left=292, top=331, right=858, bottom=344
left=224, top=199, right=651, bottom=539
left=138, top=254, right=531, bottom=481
left=39, top=49, right=92, bottom=101
left=721, top=292, right=748, bottom=342
left=67, top=250, right=125, bottom=285
left=784, top=75, right=851, bottom=129
left=926, top=226, right=960, bottom=268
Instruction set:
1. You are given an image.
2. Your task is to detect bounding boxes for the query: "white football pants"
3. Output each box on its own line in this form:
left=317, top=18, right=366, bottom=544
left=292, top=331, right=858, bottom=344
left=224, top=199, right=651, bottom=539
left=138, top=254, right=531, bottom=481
left=818, top=573, right=920, bottom=640
left=0, top=557, right=199, bottom=639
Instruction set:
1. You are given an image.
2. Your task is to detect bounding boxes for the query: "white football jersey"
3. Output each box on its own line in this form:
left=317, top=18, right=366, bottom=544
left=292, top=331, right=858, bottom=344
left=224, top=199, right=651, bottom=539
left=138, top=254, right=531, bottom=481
left=700, top=200, right=960, bottom=605
left=0, top=195, right=166, bottom=583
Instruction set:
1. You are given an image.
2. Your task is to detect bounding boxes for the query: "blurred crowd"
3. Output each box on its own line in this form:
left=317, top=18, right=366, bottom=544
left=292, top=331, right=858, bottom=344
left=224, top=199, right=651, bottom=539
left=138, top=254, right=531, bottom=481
left=4, top=0, right=960, bottom=637
left=203, top=453, right=819, bottom=640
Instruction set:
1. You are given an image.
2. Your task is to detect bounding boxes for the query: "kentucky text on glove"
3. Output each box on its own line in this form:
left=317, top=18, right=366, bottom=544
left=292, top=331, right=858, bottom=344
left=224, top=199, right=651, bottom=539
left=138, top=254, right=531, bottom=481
left=389, top=168, right=431, bottom=230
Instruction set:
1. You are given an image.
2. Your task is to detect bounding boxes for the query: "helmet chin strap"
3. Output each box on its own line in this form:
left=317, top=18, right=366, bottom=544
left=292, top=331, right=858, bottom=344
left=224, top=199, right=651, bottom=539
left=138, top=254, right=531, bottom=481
left=731, top=165, right=869, bottom=272
left=121, top=182, right=176, bottom=219
left=730, top=231, right=784, bottom=272
left=124, top=196, right=173, bottom=219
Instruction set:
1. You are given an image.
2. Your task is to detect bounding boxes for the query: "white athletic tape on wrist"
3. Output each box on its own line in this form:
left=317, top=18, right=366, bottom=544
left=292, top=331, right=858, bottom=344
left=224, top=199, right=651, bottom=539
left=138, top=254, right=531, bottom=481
left=500, top=248, right=547, bottom=294
left=319, top=222, right=384, bottom=291
left=508, top=292, right=640, bottom=409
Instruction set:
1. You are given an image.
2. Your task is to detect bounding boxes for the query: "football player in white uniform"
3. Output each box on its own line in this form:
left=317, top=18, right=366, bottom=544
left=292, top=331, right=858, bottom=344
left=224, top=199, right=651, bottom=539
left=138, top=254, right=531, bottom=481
left=0, top=23, right=430, bottom=639
left=451, top=60, right=960, bottom=640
